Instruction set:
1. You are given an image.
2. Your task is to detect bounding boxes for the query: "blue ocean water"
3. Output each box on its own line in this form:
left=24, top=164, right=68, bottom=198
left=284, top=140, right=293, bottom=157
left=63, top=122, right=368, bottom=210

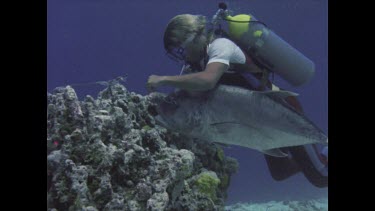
left=47, top=0, right=328, bottom=205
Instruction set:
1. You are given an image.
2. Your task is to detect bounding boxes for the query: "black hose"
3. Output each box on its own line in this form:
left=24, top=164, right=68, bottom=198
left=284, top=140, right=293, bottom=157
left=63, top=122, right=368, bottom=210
left=224, top=19, right=268, bottom=27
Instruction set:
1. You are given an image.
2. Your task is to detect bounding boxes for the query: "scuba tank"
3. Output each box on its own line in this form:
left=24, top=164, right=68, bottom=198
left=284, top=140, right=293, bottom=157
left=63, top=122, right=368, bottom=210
left=211, top=3, right=315, bottom=86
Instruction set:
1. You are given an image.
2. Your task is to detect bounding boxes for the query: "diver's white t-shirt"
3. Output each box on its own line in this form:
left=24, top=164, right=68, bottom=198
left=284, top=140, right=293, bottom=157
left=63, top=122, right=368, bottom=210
left=206, top=38, right=246, bottom=66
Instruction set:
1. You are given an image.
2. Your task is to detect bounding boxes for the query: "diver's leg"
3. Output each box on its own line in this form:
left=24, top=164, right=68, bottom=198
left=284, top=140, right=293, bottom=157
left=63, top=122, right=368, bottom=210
left=289, top=145, right=328, bottom=188
left=264, top=148, right=301, bottom=181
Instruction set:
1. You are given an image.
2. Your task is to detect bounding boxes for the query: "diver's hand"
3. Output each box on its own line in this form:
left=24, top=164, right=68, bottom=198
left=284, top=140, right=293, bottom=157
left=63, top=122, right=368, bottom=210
left=147, top=75, right=165, bottom=92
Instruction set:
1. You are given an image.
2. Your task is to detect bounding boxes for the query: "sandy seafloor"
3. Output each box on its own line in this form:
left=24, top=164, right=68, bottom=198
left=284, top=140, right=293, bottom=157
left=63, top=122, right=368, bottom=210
left=225, top=198, right=328, bottom=211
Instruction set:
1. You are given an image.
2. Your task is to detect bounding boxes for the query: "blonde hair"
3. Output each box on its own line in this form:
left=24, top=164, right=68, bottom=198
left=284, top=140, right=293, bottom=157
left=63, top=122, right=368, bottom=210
left=163, top=14, right=213, bottom=51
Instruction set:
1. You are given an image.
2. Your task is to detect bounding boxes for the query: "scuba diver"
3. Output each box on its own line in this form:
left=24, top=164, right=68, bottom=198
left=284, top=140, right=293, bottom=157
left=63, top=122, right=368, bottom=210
left=146, top=3, right=327, bottom=188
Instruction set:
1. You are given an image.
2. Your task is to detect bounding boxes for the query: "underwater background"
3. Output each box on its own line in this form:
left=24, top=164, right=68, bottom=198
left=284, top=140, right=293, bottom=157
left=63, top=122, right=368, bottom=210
left=47, top=0, right=327, bottom=206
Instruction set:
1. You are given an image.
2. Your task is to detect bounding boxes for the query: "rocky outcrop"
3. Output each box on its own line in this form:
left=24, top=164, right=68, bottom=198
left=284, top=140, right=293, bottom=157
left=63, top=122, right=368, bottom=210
left=47, top=83, right=238, bottom=211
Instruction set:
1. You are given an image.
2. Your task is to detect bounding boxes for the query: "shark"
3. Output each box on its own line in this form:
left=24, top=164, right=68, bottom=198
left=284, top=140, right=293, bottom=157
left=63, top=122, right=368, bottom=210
left=149, top=85, right=328, bottom=157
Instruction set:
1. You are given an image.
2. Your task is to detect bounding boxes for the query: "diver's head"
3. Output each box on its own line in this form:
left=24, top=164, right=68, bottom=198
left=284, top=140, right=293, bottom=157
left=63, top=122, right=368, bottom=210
left=163, top=14, right=208, bottom=63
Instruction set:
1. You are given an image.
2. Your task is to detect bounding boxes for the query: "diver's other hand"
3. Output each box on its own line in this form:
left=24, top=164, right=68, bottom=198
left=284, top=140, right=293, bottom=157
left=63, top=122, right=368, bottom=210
left=147, top=75, right=165, bottom=92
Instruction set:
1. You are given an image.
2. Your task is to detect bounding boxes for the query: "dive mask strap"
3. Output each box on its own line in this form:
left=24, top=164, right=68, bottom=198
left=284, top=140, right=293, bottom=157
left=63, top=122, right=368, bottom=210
left=166, top=34, right=196, bottom=63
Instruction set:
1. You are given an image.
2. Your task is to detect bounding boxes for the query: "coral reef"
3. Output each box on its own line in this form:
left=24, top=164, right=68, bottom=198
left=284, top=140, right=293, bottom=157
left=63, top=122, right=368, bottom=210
left=47, top=83, right=238, bottom=210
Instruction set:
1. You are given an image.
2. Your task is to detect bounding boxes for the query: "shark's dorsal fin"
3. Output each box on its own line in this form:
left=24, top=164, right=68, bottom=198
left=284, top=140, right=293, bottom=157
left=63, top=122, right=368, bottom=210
left=212, top=142, right=232, bottom=148
left=260, top=90, right=299, bottom=99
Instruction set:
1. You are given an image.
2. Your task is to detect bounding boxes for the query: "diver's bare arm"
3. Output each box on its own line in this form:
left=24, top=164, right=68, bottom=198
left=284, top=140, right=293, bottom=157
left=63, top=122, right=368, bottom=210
left=161, top=62, right=228, bottom=91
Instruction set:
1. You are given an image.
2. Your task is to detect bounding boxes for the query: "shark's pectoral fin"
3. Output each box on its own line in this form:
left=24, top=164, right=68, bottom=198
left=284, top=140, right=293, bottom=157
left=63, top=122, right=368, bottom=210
left=261, top=148, right=289, bottom=157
